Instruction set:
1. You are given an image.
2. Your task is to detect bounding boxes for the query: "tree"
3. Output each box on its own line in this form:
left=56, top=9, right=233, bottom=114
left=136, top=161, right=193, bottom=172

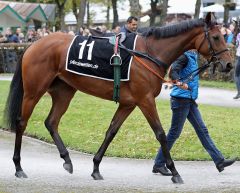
left=55, top=0, right=68, bottom=31
left=194, top=0, right=201, bottom=19
left=159, top=0, right=168, bottom=26
left=149, top=0, right=158, bottom=26
left=223, top=0, right=235, bottom=25
left=72, top=0, right=87, bottom=30
left=129, top=0, right=141, bottom=18
left=112, top=0, right=119, bottom=28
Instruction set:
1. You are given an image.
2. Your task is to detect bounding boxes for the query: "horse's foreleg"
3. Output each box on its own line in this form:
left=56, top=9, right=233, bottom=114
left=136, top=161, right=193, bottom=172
left=91, top=104, right=135, bottom=180
left=138, top=97, right=183, bottom=184
left=45, top=80, right=76, bottom=174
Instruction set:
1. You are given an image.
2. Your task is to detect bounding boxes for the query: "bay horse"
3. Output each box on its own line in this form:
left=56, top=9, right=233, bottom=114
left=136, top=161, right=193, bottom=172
left=4, top=12, right=232, bottom=184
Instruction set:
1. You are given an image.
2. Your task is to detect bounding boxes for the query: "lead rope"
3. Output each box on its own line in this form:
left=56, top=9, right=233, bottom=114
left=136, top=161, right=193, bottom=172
left=134, top=55, right=173, bottom=83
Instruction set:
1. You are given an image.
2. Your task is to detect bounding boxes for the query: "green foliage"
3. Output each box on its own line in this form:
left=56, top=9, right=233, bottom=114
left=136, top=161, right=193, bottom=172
left=0, top=80, right=239, bottom=160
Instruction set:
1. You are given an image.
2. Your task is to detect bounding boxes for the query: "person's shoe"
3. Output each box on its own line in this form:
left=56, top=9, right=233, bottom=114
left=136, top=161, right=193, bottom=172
left=233, top=94, right=240, bottom=99
left=152, top=165, right=172, bottom=176
left=216, top=159, right=236, bottom=172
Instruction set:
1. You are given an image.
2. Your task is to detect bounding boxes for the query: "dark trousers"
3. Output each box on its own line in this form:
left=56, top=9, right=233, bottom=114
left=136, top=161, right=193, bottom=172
left=235, top=56, right=240, bottom=93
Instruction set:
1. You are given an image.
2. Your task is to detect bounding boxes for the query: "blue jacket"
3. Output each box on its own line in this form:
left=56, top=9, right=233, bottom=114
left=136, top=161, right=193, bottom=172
left=170, top=51, right=199, bottom=100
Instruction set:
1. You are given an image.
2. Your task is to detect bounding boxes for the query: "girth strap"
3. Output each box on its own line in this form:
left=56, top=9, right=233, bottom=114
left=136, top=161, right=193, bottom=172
left=110, top=35, right=122, bottom=103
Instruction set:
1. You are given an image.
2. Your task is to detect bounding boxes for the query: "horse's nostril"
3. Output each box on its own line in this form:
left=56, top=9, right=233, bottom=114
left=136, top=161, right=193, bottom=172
left=227, top=62, right=232, bottom=69
left=225, top=63, right=232, bottom=72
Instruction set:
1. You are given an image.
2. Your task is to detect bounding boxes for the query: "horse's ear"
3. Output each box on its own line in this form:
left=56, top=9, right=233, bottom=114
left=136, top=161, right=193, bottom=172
left=205, top=12, right=217, bottom=27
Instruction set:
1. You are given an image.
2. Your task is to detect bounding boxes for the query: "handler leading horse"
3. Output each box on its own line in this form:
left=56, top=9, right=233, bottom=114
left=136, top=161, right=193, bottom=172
left=4, top=12, right=232, bottom=183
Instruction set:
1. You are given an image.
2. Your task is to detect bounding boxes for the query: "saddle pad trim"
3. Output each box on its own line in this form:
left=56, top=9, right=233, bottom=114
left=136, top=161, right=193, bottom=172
left=65, top=35, right=138, bottom=81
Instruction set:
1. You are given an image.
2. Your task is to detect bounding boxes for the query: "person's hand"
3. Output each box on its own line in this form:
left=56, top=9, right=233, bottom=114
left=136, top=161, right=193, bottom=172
left=175, top=81, right=189, bottom=90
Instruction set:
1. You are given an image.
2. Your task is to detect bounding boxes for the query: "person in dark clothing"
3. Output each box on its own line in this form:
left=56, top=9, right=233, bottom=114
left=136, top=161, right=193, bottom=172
left=120, top=16, right=138, bottom=35
left=233, top=32, right=240, bottom=99
left=5, top=28, right=19, bottom=43
left=153, top=50, right=236, bottom=176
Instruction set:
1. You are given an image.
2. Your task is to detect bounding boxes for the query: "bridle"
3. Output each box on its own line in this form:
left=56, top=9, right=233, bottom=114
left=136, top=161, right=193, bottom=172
left=177, top=25, right=230, bottom=83
left=197, top=25, right=229, bottom=67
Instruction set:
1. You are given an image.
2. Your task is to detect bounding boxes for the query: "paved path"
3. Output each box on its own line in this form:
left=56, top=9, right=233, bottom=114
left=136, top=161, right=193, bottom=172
left=158, top=84, right=240, bottom=108
left=0, top=130, right=240, bottom=193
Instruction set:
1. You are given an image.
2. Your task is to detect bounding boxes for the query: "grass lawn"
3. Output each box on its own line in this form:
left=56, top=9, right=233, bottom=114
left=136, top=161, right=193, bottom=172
left=200, top=80, right=236, bottom=90
left=0, top=80, right=239, bottom=160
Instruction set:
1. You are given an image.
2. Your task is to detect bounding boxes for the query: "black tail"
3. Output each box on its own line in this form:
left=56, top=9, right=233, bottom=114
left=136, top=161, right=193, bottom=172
left=4, top=50, right=25, bottom=132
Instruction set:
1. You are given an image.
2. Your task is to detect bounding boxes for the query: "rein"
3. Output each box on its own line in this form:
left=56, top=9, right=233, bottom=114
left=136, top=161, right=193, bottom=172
left=134, top=55, right=171, bottom=83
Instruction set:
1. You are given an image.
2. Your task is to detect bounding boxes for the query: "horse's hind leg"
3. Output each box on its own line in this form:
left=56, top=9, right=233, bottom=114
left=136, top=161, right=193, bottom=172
left=14, top=94, right=46, bottom=178
left=138, top=97, right=183, bottom=184
left=45, top=79, right=76, bottom=174
left=13, top=69, right=57, bottom=178
left=91, top=104, right=136, bottom=180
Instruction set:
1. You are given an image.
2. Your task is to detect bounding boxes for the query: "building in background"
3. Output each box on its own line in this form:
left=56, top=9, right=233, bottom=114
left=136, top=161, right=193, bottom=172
left=0, top=1, right=55, bottom=33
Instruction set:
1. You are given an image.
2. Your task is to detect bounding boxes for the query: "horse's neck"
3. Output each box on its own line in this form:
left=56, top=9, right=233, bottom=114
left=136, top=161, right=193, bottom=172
left=148, top=27, right=203, bottom=66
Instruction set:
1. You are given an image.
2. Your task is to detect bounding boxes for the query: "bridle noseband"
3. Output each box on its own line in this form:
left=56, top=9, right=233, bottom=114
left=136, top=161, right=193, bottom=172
left=197, top=25, right=229, bottom=65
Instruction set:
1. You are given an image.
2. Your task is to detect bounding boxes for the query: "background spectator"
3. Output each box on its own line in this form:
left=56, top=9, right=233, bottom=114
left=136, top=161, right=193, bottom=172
left=5, top=28, right=19, bottom=43
left=120, top=16, right=138, bottom=35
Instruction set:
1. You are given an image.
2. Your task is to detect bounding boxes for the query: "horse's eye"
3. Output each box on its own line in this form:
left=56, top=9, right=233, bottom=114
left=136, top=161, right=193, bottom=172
left=212, top=35, right=219, bottom=41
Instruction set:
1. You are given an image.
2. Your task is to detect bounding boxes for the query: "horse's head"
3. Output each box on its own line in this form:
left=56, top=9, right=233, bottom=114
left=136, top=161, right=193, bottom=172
left=195, top=12, right=233, bottom=73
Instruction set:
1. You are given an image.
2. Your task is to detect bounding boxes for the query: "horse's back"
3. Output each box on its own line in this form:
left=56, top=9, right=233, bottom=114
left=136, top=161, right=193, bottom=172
left=22, top=33, right=73, bottom=73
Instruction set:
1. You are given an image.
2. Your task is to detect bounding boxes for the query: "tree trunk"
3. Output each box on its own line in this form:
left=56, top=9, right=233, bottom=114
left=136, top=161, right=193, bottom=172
left=72, top=0, right=77, bottom=20
left=87, top=1, right=90, bottom=27
left=112, top=0, right=119, bottom=29
left=194, top=0, right=201, bottom=19
left=107, top=0, right=111, bottom=29
left=59, top=8, right=65, bottom=31
left=77, top=0, right=87, bottom=29
left=150, top=0, right=158, bottom=26
left=224, top=0, right=231, bottom=25
left=129, top=0, right=141, bottom=18
left=159, top=0, right=168, bottom=26
left=55, top=0, right=67, bottom=31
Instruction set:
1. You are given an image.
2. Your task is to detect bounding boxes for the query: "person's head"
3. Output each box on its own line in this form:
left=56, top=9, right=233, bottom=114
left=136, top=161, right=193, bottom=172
left=229, top=23, right=235, bottom=32
left=6, top=28, right=12, bottom=35
left=16, top=27, right=21, bottom=35
left=112, top=25, right=121, bottom=34
left=126, top=16, right=138, bottom=32
left=101, top=25, right=107, bottom=33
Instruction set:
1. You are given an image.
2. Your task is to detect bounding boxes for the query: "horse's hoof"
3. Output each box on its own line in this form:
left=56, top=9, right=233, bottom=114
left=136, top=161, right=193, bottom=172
left=171, top=174, right=184, bottom=184
left=91, top=172, right=104, bottom=180
left=63, top=162, right=73, bottom=174
left=15, top=170, right=28, bottom=178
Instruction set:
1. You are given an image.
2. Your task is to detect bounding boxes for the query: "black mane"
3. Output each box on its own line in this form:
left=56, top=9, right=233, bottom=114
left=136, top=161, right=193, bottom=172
left=141, top=19, right=205, bottom=39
